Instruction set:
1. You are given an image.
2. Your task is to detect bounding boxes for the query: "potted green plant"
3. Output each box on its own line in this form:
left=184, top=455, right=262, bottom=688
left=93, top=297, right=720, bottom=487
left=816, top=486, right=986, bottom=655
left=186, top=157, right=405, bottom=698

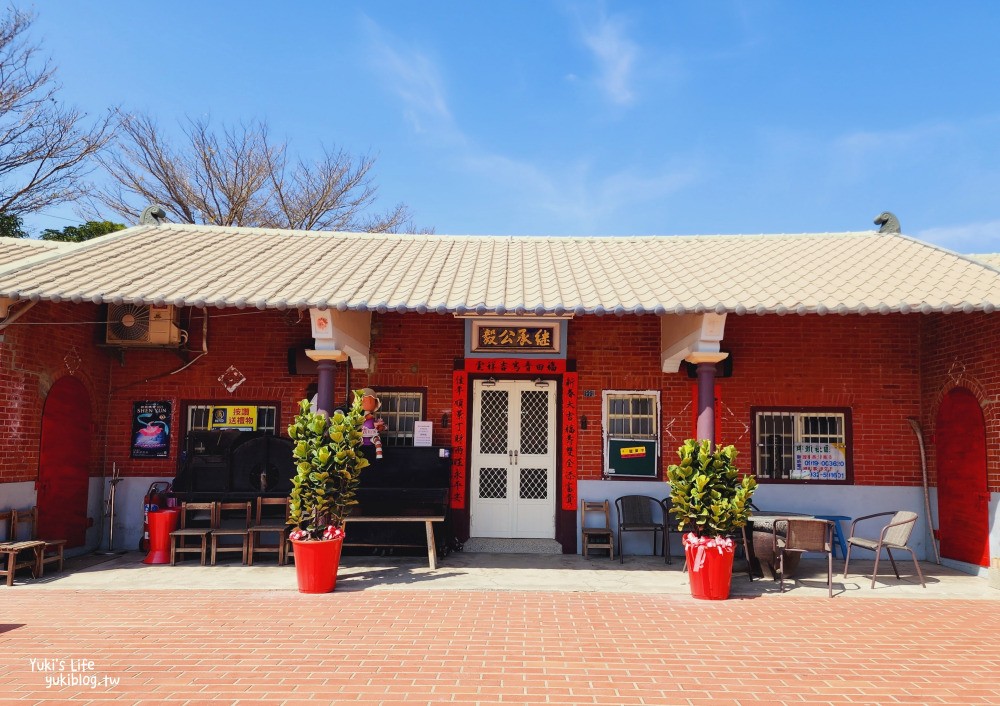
left=286, top=391, right=370, bottom=593
left=666, top=438, right=757, bottom=600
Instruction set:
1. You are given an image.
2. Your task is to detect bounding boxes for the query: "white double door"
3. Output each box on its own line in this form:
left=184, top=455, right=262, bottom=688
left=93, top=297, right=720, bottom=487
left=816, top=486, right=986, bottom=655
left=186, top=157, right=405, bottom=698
left=470, top=379, right=556, bottom=539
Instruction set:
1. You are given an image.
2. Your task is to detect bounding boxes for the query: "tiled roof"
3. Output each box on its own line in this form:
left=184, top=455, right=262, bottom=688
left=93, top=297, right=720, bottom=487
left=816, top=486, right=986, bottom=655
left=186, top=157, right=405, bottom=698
left=0, top=224, right=998, bottom=315
left=971, top=253, right=1000, bottom=269
left=0, top=237, right=74, bottom=273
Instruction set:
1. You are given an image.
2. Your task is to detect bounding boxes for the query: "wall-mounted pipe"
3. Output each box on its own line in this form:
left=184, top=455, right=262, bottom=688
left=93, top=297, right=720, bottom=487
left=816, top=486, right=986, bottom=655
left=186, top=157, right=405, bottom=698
left=907, top=417, right=941, bottom=564
left=0, top=300, right=37, bottom=330
left=168, top=309, right=208, bottom=376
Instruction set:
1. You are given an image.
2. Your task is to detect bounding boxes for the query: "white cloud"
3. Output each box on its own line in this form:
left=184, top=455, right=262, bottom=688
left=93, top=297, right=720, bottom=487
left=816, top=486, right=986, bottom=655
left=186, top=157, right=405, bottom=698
left=916, top=221, right=1000, bottom=254
left=577, top=11, right=638, bottom=106
left=457, top=150, right=699, bottom=233
left=362, top=15, right=696, bottom=233
left=829, top=122, right=959, bottom=180
left=361, top=16, right=452, bottom=133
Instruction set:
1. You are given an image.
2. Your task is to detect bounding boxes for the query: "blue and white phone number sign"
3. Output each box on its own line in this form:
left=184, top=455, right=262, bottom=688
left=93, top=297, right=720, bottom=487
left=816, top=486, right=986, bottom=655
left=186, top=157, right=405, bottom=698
left=792, top=443, right=847, bottom=481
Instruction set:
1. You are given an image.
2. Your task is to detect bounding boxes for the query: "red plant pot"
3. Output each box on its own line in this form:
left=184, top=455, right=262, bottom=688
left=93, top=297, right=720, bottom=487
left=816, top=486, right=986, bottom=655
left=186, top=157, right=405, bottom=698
left=142, top=509, right=179, bottom=565
left=290, top=537, right=344, bottom=593
left=684, top=539, right=736, bottom=600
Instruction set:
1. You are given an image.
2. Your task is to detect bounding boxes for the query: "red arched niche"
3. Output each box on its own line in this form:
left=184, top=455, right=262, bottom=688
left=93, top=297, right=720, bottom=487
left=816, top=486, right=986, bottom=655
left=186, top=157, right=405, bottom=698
left=935, top=387, right=990, bottom=567
left=38, top=376, right=92, bottom=547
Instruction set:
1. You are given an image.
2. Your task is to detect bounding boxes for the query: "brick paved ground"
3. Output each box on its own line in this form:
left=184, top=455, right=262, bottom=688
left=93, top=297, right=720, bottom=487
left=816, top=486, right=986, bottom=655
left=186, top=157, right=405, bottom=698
left=1, top=589, right=999, bottom=705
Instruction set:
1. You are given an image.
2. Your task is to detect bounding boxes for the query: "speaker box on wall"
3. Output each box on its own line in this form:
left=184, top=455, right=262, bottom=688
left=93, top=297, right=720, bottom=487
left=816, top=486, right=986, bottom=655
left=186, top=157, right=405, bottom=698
left=287, top=347, right=320, bottom=376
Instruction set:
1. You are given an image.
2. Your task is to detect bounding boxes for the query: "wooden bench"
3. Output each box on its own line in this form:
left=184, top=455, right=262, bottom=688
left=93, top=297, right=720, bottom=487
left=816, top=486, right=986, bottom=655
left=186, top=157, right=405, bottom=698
left=0, top=509, right=45, bottom=586
left=0, top=541, right=45, bottom=586
left=13, top=507, right=66, bottom=573
left=343, top=516, right=446, bottom=569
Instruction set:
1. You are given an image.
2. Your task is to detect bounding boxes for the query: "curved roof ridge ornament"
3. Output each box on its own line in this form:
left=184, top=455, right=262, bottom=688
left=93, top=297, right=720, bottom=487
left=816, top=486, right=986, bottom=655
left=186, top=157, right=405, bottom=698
left=139, top=204, right=168, bottom=225
left=874, top=211, right=901, bottom=234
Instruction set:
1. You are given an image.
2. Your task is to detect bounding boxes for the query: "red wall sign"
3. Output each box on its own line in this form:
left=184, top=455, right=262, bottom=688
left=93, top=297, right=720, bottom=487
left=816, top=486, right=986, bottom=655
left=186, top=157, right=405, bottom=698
left=561, top=372, right=579, bottom=511
left=450, top=371, right=468, bottom=509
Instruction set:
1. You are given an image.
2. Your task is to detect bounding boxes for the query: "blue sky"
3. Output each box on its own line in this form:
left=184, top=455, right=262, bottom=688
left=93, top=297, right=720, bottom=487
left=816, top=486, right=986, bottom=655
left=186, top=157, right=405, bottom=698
left=20, top=1, right=1000, bottom=253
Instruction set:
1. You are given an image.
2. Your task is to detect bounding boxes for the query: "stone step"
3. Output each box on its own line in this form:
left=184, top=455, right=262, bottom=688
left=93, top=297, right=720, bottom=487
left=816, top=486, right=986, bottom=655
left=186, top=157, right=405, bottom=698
left=462, top=537, right=563, bottom=554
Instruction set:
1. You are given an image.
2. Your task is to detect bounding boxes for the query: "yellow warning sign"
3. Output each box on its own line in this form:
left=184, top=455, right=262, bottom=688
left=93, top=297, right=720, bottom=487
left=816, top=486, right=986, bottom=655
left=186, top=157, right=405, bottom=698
left=619, top=446, right=647, bottom=459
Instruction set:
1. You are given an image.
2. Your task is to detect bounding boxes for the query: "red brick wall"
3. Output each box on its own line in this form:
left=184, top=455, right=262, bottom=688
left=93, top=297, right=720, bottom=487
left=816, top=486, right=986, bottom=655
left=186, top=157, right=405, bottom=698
left=366, top=312, right=464, bottom=443
left=0, top=301, right=110, bottom=483
left=920, top=312, right=1000, bottom=492
left=1, top=302, right=969, bottom=494
left=99, top=310, right=464, bottom=478
left=568, top=313, right=923, bottom=486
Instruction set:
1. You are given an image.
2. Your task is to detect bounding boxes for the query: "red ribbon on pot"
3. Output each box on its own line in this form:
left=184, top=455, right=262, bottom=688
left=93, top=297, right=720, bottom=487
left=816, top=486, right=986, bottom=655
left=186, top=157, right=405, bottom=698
left=682, top=532, right=735, bottom=572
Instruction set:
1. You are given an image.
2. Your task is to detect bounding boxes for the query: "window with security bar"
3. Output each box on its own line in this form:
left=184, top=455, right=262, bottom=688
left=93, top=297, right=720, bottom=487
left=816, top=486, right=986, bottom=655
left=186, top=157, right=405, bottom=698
left=603, top=391, right=660, bottom=478
left=186, top=404, right=278, bottom=433
left=378, top=389, right=426, bottom=447
left=753, top=408, right=852, bottom=483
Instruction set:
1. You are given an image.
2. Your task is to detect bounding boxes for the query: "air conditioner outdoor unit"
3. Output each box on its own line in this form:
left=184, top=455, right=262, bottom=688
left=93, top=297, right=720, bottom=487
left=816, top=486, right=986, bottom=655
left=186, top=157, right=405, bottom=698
left=106, top=304, right=182, bottom=346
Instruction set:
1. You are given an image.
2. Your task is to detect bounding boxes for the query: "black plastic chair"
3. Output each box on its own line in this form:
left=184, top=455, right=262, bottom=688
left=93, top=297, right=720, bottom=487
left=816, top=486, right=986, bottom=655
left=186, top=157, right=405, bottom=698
left=615, top=495, right=668, bottom=564
left=659, top=498, right=686, bottom=564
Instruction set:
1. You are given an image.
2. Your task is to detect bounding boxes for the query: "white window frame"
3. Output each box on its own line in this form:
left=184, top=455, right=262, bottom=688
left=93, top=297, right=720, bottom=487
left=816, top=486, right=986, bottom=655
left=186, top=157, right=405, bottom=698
left=602, top=390, right=661, bottom=477
left=753, top=408, right=851, bottom=483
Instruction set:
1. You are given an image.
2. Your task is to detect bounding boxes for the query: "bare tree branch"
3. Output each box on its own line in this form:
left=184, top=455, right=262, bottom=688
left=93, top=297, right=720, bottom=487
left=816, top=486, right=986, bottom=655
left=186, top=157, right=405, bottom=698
left=93, top=112, right=422, bottom=233
left=0, top=7, right=112, bottom=215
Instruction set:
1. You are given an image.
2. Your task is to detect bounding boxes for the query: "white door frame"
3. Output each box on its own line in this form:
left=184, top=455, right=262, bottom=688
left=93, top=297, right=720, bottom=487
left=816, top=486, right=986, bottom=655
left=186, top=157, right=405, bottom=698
left=470, top=378, right=557, bottom=538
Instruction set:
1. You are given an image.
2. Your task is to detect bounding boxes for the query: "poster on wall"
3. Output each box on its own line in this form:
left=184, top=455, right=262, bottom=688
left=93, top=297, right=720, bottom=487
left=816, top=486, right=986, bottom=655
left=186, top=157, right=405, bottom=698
left=413, top=421, right=433, bottom=447
left=792, top=443, right=847, bottom=480
left=131, top=401, right=172, bottom=459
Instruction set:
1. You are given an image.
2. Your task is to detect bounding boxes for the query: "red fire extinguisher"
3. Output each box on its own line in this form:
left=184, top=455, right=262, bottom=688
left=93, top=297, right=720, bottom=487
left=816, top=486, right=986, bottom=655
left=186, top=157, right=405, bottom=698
left=140, top=481, right=172, bottom=551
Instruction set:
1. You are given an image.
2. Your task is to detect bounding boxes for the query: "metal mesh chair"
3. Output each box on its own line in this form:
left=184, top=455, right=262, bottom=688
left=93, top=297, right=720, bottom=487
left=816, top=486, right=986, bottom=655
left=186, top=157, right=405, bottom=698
left=843, top=511, right=925, bottom=588
left=615, top=495, right=668, bottom=564
left=773, top=518, right=834, bottom=598
left=659, top=498, right=686, bottom=565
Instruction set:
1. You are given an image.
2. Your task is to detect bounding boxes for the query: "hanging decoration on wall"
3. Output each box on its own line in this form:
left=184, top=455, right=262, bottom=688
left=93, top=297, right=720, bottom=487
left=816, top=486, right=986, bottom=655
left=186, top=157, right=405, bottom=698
left=131, top=401, right=172, bottom=459
left=63, top=347, right=82, bottom=375
left=721, top=400, right=750, bottom=443
left=218, top=365, right=246, bottom=393
left=947, top=359, right=967, bottom=386
left=663, top=400, right=691, bottom=444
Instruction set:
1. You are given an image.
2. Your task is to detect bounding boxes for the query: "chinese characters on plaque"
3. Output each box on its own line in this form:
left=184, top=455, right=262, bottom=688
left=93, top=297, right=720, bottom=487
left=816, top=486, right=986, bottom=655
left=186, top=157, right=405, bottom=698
left=472, top=325, right=557, bottom=353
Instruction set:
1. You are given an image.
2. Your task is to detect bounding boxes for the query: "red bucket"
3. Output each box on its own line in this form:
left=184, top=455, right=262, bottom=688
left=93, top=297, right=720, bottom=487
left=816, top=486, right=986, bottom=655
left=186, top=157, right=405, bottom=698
left=685, top=540, right=735, bottom=600
left=290, top=537, right=344, bottom=593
